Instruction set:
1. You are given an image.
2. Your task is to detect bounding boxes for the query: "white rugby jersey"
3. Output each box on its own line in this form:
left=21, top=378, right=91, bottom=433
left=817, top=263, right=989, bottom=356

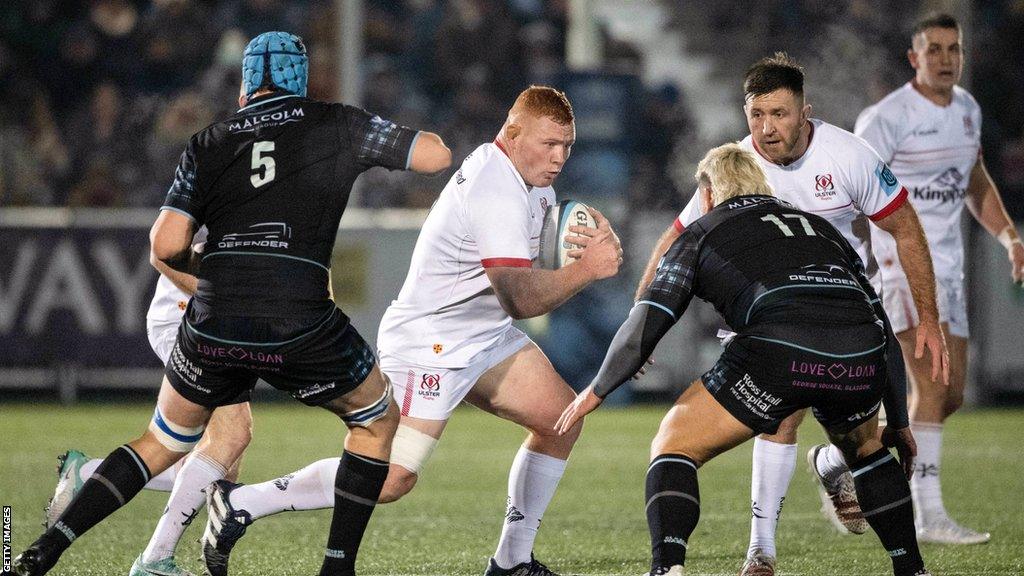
left=675, top=119, right=908, bottom=278
left=378, top=142, right=554, bottom=368
left=856, top=83, right=982, bottom=281
left=146, top=227, right=208, bottom=322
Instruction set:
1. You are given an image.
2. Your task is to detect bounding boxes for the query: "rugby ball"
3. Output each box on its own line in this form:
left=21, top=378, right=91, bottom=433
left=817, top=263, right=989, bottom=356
left=538, top=200, right=597, bottom=269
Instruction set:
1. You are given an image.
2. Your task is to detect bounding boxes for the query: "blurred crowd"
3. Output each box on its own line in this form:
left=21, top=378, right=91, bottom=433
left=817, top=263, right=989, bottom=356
left=0, top=0, right=1021, bottom=217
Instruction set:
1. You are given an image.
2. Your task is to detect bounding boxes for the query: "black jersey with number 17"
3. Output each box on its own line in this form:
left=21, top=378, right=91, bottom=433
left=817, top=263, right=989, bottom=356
left=161, top=93, right=418, bottom=337
left=639, top=195, right=885, bottom=356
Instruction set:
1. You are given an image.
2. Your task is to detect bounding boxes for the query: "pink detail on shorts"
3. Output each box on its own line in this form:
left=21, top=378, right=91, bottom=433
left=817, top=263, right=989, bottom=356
left=401, top=370, right=415, bottom=416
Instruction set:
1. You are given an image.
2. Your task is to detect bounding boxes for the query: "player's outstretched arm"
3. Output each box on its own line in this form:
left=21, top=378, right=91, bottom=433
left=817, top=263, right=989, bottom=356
left=150, top=209, right=199, bottom=276
left=556, top=302, right=676, bottom=434
left=965, top=156, right=1024, bottom=284
left=873, top=201, right=948, bottom=385
left=486, top=208, right=622, bottom=319
left=407, top=131, right=452, bottom=175
left=635, top=223, right=681, bottom=302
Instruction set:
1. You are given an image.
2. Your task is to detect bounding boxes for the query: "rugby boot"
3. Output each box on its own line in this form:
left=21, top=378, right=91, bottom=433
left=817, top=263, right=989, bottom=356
left=483, top=554, right=560, bottom=576
left=128, top=553, right=196, bottom=576
left=44, top=450, right=89, bottom=529
left=201, top=480, right=253, bottom=576
left=807, top=444, right=868, bottom=534
left=738, top=548, right=774, bottom=576
left=917, top=515, right=990, bottom=545
left=644, top=566, right=684, bottom=576
left=11, top=540, right=60, bottom=576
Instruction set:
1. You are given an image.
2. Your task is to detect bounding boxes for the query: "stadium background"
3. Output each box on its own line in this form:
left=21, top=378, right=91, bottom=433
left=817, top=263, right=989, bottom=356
left=2, top=2, right=1024, bottom=575
left=1, top=0, right=1022, bottom=404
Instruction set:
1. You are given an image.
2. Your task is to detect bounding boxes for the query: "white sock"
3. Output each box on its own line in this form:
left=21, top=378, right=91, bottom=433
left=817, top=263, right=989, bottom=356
left=910, top=422, right=945, bottom=522
left=814, top=444, right=850, bottom=489
left=142, top=452, right=226, bottom=563
left=80, top=457, right=181, bottom=492
left=230, top=457, right=339, bottom=521
left=747, top=437, right=798, bottom=559
left=493, top=448, right=568, bottom=569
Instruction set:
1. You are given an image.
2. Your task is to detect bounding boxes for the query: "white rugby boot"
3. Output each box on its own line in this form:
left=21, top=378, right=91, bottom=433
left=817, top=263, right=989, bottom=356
left=807, top=444, right=868, bottom=534
left=43, top=449, right=90, bottom=529
left=917, top=514, right=991, bottom=545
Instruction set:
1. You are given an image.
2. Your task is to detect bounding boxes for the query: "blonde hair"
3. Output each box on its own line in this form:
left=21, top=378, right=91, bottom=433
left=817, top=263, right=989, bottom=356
left=694, top=143, right=773, bottom=205
left=509, top=85, right=574, bottom=125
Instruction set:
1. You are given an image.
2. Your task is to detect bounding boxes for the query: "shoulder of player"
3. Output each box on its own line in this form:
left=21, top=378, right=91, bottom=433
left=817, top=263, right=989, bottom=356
left=465, top=146, right=525, bottom=191
left=814, top=120, right=882, bottom=167
left=952, top=85, right=981, bottom=112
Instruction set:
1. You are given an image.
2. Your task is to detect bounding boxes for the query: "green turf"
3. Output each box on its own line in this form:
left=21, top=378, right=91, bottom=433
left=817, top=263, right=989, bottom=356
left=1, top=404, right=1021, bottom=575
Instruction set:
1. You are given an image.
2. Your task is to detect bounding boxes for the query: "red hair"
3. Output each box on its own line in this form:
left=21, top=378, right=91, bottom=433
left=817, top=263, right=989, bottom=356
left=510, top=85, right=574, bottom=125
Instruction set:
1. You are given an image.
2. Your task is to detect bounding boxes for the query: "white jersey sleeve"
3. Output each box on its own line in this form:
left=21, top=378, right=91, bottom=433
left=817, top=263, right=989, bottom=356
left=466, top=179, right=533, bottom=268
left=674, top=190, right=703, bottom=232
left=846, top=137, right=908, bottom=223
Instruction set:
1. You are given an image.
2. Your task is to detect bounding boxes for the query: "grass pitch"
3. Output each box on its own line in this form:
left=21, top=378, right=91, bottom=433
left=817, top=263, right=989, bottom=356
left=1, top=403, right=1021, bottom=575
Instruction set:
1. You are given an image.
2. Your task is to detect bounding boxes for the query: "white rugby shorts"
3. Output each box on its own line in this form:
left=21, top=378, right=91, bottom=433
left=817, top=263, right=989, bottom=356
left=879, top=272, right=968, bottom=338
left=146, top=317, right=181, bottom=366
left=381, top=326, right=531, bottom=421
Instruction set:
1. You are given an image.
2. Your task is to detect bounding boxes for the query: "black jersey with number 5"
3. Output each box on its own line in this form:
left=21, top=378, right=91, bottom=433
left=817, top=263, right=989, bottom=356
left=161, top=93, right=418, bottom=335
left=639, top=195, right=885, bottom=356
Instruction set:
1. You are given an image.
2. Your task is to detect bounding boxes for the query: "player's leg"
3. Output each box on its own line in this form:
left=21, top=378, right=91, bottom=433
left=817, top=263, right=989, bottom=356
left=824, top=415, right=929, bottom=576
left=134, top=400, right=252, bottom=573
left=13, top=377, right=212, bottom=576
left=377, top=355, right=457, bottom=503
left=379, top=415, right=447, bottom=502
left=43, top=320, right=189, bottom=530
left=898, top=322, right=985, bottom=543
left=742, top=408, right=803, bottom=571
left=312, top=364, right=399, bottom=576
left=206, top=359, right=453, bottom=522
left=646, top=380, right=755, bottom=574
left=464, top=337, right=578, bottom=574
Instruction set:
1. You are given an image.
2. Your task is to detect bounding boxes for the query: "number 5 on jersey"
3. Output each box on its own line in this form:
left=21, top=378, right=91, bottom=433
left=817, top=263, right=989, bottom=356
left=251, top=141, right=275, bottom=188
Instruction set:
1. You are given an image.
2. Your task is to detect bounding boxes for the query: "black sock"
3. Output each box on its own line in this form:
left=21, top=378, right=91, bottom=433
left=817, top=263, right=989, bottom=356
left=646, top=454, right=700, bottom=571
left=319, top=450, right=389, bottom=576
left=41, top=445, right=151, bottom=555
left=851, top=448, right=925, bottom=576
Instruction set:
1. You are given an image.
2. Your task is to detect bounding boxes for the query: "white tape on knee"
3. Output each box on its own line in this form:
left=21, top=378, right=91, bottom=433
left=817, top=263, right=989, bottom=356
left=148, top=407, right=206, bottom=452
left=390, top=424, right=439, bottom=475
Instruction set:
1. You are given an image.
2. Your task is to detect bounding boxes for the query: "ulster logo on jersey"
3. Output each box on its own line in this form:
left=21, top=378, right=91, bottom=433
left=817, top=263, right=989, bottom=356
left=814, top=173, right=836, bottom=199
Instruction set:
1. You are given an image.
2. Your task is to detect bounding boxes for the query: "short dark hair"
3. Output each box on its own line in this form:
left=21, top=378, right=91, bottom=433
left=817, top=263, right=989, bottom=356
left=743, top=52, right=804, bottom=101
left=912, top=13, right=960, bottom=41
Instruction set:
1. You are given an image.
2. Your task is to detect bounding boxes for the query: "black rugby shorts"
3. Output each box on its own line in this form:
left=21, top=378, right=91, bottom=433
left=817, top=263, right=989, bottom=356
left=701, top=335, right=887, bottom=434
left=166, top=309, right=376, bottom=408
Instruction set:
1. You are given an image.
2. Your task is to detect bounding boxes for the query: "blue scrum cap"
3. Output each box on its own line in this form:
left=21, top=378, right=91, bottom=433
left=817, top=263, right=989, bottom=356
left=242, top=31, right=308, bottom=98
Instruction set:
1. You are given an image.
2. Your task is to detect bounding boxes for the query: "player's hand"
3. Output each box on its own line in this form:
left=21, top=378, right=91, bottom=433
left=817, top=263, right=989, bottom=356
left=881, top=425, right=917, bottom=480
left=914, top=319, right=949, bottom=386
left=555, top=385, right=603, bottom=435
left=565, top=207, right=622, bottom=280
left=1008, top=240, right=1024, bottom=285
left=633, top=356, right=654, bottom=380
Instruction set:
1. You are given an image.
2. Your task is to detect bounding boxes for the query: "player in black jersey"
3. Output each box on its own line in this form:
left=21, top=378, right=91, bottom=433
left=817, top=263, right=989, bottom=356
left=12, top=31, right=452, bottom=576
left=555, top=144, right=930, bottom=576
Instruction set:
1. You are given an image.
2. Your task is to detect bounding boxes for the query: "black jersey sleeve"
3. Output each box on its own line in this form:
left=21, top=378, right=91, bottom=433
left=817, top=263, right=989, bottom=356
left=637, top=229, right=700, bottom=321
left=589, top=230, right=699, bottom=398
left=343, top=106, right=419, bottom=171
left=161, top=138, right=202, bottom=224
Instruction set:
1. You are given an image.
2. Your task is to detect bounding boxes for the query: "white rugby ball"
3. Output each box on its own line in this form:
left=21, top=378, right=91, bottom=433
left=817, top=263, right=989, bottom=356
left=538, top=200, right=597, bottom=270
